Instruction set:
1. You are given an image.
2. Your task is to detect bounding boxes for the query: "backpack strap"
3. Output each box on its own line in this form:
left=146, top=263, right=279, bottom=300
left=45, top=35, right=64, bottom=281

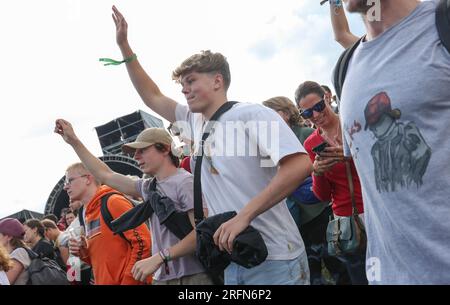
left=78, top=205, right=85, bottom=229
left=21, top=247, right=38, bottom=259
left=100, top=192, right=131, bottom=245
left=436, top=0, right=450, bottom=53
left=193, top=101, right=238, bottom=225
left=149, top=177, right=158, bottom=192
left=332, top=36, right=364, bottom=103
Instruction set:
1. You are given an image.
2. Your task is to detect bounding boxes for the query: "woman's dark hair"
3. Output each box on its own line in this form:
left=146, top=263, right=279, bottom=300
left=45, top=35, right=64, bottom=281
left=154, top=143, right=180, bottom=167
left=60, top=208, right=69, bottom=217
left=9, top=237, right=26, bottom=250
left=43, top=214, right=58, bottom=223
left=67, top=209, right=78, bottom=217
left=24, top=219, right=45, bottom=238
left=295, top=81, right=326, bottom=105
left=321, top=85, right=332, bottom=94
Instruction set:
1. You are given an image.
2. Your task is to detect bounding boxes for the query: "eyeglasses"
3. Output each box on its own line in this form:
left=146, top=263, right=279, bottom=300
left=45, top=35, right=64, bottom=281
left=299, top=99, right=326, bottom=119
left=64, top=175, right=88, bottom=187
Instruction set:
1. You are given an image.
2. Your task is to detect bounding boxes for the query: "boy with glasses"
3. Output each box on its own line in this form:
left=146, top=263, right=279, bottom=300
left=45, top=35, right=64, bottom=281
left=62, top=162, right=151, bottom=285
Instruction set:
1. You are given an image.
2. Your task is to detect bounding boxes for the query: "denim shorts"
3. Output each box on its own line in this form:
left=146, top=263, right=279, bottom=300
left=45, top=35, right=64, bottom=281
left=224, top=254, right=310, bottom=285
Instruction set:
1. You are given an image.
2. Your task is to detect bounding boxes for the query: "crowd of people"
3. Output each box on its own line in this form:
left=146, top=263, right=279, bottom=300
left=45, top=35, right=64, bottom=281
left=1, top=0, right=449, bottom=285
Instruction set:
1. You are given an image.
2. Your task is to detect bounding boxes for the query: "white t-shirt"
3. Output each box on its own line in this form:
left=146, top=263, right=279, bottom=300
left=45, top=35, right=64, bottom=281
left=9, top=248, right=31, bottom=285
left=175, top=102, right=307, bottom=260
left=59, top=217, right=81, bottom=247
left=0, top=270, right=10, bottom=285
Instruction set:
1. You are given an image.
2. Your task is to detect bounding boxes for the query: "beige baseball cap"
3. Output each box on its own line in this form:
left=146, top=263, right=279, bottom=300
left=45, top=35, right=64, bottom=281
left=122, top=128, right=173, bottom=155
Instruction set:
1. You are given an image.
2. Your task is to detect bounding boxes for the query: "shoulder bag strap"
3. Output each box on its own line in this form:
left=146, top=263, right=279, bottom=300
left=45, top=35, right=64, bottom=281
left=436, top=0, right=450, bottom=53
left=193, top=101, right=238, bottom=225
left=344, top=160, right=359, bottom=217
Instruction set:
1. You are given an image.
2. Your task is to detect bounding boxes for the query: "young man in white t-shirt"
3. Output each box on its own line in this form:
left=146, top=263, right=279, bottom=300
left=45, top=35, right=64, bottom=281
left=109, top=6, right=313, bottom=284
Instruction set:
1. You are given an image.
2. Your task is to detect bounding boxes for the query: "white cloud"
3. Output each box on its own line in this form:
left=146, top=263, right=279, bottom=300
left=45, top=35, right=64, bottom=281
left=0, top=0, right=366, bottom=218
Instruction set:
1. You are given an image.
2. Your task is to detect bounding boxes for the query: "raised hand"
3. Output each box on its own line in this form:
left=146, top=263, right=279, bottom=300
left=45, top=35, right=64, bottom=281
left=54, top=119, right=78, bottom=145
left=112, top=5, right=128, bottom=46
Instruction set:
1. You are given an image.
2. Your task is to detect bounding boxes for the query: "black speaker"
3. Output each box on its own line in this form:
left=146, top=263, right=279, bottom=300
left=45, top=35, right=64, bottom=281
left=94, top=110, right=164, bottom=155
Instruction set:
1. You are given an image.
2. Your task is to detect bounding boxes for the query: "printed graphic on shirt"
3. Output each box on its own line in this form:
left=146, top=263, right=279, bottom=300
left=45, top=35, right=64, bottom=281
left=347, top=120, right=362, bottom=141
left=364, top=92, right=432, bottom=193
left=86, top=218, right=101, bottom=239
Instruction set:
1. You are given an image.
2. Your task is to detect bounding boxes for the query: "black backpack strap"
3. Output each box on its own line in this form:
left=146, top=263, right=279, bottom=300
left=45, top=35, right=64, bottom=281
left=149, top=177, right=158, bottom=192
left=193, top=101, right=238, bottom=225
left=78, top=205, right=85, bottom=229
left=333, top=36, right=364, bottom=103
left=100, top=192, right=131, bottom=245
left=22, top=247, right=38, bottom=259
left=436, top=0, right=450, bottom=53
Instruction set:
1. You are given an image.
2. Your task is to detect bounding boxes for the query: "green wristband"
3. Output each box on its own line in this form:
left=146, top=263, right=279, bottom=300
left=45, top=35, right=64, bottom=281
left=99, top=53, right=137, bottom=66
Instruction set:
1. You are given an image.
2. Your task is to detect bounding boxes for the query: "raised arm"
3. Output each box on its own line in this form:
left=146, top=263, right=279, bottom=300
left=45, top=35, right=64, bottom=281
left=54, top=119, right=140, bottom=198
left=112, top=6, right=178, bottom=123
left=327, top=1, right=359, bottom=49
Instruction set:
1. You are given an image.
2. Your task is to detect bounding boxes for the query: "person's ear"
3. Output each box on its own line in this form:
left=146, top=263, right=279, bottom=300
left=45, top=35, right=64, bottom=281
left=85, top=175, right=94, bottom=186
left=213, top=73, right=223, bottom=90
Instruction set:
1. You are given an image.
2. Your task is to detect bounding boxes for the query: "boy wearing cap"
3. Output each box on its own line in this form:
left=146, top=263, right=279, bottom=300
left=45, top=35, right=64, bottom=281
left=55, top=121, right=212, bottom=284
left=106, top=6, right=313, bottom=285
left=0, top=218, right=30, bottom=285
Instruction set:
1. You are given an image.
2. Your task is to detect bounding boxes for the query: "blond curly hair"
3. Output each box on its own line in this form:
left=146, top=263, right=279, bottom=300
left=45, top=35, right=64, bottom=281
left=0, top=244, right=12, bottom=272
left=263, top=96, right=305, bottom=127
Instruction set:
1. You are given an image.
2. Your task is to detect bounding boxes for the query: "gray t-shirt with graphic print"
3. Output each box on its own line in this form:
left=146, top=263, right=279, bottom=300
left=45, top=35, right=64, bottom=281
left=135, top=169, right=205, bottom=281
left=338, top=0, right=450, bottom=284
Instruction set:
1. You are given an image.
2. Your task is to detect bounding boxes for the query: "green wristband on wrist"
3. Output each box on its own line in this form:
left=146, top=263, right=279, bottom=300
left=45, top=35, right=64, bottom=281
left=99, top=53, right=137, bottom=66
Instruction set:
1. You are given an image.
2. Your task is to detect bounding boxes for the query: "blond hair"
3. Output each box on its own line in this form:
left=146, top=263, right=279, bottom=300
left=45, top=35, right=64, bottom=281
left=263, top=96, right=305, bottom=127
left=65, top=162, right=100, bottom=185
left=0, top=245, right=12, bottom=272
left=172, top=50, right=231, bottom=90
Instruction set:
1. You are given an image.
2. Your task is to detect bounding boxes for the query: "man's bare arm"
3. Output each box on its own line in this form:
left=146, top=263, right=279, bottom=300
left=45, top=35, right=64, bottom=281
left=112, top=6, right=178, bottom=123
left=328, top=2, right=359, bottom=49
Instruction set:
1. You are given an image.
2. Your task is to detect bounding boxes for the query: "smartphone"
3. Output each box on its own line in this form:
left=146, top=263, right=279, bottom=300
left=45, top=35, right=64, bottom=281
left=312, top=141, right=329, bottom=154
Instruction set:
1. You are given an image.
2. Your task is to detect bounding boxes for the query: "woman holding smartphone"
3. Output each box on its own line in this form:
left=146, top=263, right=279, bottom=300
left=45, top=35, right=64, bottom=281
left=295, top=81, right=367, bottom=285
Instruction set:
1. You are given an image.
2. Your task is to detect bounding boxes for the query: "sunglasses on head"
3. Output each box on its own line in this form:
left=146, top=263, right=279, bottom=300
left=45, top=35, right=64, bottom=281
left=299, top=98, right=326, bottom=119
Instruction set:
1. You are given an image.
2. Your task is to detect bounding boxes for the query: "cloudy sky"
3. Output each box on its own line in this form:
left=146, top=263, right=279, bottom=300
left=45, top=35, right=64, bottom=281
left=0, top=0, right=365, bottom=218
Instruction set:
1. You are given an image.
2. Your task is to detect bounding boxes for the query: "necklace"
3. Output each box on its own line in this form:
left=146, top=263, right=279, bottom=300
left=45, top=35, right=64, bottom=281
left=321, top=119, right=342, bottom=147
